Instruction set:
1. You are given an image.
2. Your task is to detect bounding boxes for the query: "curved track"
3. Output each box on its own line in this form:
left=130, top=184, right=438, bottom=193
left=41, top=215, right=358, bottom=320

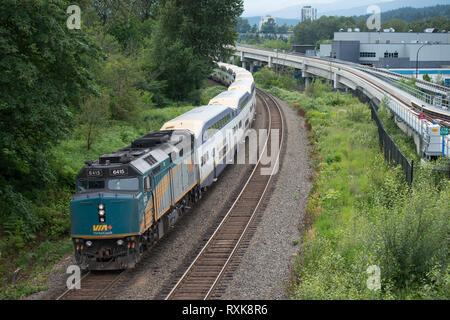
left=164, top=89, right=284, bottom=300
left=55, top=89, right=283, bottom=301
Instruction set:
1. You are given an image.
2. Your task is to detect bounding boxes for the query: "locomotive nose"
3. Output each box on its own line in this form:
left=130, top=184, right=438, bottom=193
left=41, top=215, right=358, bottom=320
left=70, top=195, right=139, bottom=238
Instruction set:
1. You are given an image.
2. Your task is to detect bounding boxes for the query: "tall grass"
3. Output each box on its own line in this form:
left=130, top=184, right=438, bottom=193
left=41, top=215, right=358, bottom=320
left=255, top=72, right=449, bottom=299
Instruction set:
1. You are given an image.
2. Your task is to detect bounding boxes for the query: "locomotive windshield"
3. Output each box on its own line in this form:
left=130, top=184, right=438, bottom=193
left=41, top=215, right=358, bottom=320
left=108, top=178, right=139, bottom=191
left=76, top=177, right=139, bottom=193
left=77, top=179, right=105, bottom=192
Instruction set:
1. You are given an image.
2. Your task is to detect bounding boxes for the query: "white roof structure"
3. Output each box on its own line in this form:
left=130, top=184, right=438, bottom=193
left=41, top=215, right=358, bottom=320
left=208, top=90, right=249, bottom=110
left=235, top=73, right=254, bottom=82
left=161, top=105, right=231, bottom=139
left=228, top=79, right=254, bottom=95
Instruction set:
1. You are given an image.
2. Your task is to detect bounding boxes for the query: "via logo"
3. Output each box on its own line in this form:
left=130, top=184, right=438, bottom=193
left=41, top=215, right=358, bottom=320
left=93, top=225, right=110, bottom=232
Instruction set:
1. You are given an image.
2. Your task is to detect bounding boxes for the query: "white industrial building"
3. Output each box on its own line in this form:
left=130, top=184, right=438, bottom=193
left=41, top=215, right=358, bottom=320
left=319, top=31, right=450, bottom=85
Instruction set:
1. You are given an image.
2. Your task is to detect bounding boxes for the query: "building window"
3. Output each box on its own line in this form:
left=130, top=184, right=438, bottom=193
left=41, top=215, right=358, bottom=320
left=360, top=52, right=376, bottom=58
left=384, top=51, right=399, bottom=58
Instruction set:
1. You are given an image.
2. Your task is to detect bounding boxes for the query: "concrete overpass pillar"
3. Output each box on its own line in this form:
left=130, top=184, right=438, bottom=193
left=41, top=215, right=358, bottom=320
left=302, top=71, right=313, bottom=88
left=268, top=56, right=273, bottom=69
left=249, top=60, right=255, bottom=73
left=241, top=59, right=248, bottom=70
left=305, top=77, right=310, bottom=88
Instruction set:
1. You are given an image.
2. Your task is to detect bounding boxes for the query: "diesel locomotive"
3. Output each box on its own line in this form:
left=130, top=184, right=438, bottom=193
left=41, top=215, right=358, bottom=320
left=70, top=63, right=255, bottom=270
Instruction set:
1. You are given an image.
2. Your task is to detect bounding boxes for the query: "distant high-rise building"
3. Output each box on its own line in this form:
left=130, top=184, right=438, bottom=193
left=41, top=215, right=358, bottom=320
left=301, top=6, right=317, bottom=22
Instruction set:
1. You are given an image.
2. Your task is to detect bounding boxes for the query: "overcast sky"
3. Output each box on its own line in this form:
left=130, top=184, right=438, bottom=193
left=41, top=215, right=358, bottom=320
left=243, top=0, right=394, bottom=16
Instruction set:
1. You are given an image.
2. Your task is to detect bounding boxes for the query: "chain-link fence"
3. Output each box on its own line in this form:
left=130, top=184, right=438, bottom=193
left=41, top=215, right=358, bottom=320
left=370, top=101, right=414, bottom=185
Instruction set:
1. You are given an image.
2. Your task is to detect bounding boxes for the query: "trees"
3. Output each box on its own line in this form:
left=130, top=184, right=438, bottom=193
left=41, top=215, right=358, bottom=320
left=0, top=0, right=101, bottom=236
left=79, top=96, right=111, bottom=150
left=260, top=18, right=277, bottom=34
left=145, top=0, right=243, bottom=100
left=0, top=0, right=100, bottom=182
left=236, top=17, right=251, bottom=33
left=292, top=16, right=359, bottom=45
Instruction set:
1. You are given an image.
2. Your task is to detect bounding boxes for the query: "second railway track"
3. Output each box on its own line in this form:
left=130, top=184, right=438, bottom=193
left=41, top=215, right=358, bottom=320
left=164, top=89, right=285, bottom=300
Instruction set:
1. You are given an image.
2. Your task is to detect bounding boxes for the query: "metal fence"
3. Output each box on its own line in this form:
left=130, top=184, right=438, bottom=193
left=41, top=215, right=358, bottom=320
left=370, top=101, right=414, bottom=185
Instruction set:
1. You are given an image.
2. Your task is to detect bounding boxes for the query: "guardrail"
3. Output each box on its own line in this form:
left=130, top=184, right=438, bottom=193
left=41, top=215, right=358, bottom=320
left=362, top=70, right=449, bottom=110
left=234, top=44, right=450, bottom=159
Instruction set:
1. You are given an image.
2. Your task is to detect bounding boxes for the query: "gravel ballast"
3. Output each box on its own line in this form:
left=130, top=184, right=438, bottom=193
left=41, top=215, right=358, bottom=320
left=220, top=96, right=313, bottom=300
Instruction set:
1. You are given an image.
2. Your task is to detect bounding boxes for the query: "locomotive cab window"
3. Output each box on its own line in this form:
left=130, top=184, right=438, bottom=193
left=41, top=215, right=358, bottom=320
left=108, top=178, right=139, bottom=191
left=76, top=179, right=105, bottom=193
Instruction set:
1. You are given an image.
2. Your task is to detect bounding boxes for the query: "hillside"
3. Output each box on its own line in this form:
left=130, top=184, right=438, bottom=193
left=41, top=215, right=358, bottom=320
left=253, top=0, right=450, bottom=19
left=356, top=4, right=450, bottom=22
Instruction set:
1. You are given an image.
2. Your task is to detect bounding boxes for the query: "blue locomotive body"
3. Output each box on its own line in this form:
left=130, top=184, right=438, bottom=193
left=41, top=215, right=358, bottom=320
left=70, top=130, right=199, bottom=269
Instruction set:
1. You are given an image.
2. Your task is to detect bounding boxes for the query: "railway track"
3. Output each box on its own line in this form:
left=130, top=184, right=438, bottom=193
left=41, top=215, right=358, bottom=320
left=163, top=89, right=285, bottom=300
left=56, top=270, right=125, bottom=300
left=55, top=89, right=283, bottom=301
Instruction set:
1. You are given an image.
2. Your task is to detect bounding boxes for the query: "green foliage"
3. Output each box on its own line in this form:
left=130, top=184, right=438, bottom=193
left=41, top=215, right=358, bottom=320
left=0, top=0, right=102, bottom=184
left=254, top=67, right=298, bottom=91
left=236, top=17, right=251, bottom=33
left=260, top=18, right=277, bottom=34
left=304, top=79, right=332, bottom=98
left=0, top=0, right=242, bottom=298
left=255, top=39, right=291, bottom=51
left=292, top=6, right=450, bottom=46
left=357, top=5, right=450, bottom=23
left=266, top=85, right=449, bottom=299
left=292, top=16, right=363, bottom=45
left=144, top=0, right=243, bottom=100
left=79, top=95, right=111, bottom=150
left=199, top=86, right=228, bottom=106
left=100, top=53, right=144, bottom=121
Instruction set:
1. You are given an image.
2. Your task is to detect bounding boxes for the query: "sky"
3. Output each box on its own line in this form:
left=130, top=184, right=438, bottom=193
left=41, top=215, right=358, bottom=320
left=242, top=0, right=394, bottom=16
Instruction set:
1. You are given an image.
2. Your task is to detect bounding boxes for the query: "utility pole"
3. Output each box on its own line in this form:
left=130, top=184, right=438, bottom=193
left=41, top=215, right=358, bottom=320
left=416, top=43, right=429, bottom=79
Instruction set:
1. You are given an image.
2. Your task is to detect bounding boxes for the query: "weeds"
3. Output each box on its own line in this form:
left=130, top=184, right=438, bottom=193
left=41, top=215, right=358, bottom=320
left=253, top=70, right=449, bottom=300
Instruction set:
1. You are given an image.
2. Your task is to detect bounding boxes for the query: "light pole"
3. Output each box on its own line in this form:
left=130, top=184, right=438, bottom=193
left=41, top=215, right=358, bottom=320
left=416, top=43, right=429, bottom=79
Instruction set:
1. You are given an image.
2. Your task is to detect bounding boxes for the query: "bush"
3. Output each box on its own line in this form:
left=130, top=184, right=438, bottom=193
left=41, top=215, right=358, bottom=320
left=266, top=82, right=449, bottom=299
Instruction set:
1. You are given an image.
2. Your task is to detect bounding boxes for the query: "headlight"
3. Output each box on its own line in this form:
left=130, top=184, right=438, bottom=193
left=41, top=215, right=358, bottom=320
left=98, top=210, right=105, bottom=216
left=98, top=204, right=104, bottom=210
left=117, top=239, right=124, bottom=246
left=86, top=241, right=93, bottom=247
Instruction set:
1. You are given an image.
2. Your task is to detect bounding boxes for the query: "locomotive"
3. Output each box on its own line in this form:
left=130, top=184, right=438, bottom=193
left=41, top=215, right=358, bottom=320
left=70, top=63, right=256, bottom=270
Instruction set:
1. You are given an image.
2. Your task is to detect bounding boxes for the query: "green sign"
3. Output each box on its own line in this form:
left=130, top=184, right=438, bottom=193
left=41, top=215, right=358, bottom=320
left=441, top=127, right=449, bottom=136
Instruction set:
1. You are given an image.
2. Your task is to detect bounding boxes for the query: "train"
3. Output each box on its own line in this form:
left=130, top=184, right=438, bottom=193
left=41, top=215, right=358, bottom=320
left=70, top=63, right=256, bottom=270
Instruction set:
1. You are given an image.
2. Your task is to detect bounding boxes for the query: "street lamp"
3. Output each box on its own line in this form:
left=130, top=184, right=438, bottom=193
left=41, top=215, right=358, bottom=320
left=416, top=42, right=429, bottom=79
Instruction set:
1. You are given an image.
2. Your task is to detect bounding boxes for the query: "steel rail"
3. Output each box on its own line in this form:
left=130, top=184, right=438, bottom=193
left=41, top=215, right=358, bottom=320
left=164, top=89, right=284, bottom=300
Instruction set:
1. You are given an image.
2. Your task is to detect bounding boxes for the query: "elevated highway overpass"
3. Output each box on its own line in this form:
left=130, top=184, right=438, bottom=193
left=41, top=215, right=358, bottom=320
left=232, top=44, right=450, bottom=159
